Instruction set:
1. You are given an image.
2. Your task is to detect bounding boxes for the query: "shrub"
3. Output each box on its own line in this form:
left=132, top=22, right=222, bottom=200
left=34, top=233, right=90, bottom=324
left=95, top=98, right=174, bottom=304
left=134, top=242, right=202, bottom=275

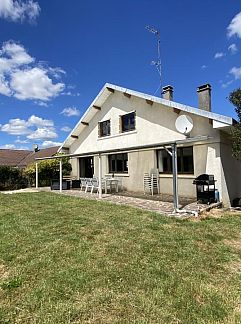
left=0, top=166, right=28, bottom=190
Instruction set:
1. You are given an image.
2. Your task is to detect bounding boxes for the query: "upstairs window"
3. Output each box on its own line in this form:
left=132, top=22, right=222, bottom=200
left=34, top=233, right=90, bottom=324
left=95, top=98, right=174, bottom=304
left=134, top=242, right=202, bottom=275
left=98, top=120, right=110, bottom=137
left=108, top=153, right=128, bottom=173
left=157, top=146, right=194, bottom=174
left=120, top=112, right=136, bottom=133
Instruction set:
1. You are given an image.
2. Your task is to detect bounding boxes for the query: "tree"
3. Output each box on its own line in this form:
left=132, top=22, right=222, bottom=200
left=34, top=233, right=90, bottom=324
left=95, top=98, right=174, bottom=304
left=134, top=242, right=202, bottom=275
left=24, top=154, right=72, bottom=186
left=229, top=88, right=241, bottom=160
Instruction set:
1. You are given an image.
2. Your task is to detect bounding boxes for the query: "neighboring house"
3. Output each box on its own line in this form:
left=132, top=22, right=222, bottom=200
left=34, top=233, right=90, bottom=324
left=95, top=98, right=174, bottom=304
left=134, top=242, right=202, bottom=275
left=18, top=146, right=60, bottom=168
left=0, top=149, right=30, bottom=167
left=59, top=83, right=241, bottom=206
left=0, top=146, right=60, bottom=168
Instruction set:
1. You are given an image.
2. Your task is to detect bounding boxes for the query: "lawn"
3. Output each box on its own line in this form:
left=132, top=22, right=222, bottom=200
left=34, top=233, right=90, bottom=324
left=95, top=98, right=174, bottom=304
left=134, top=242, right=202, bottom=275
left=1, top=192, right=241, bottom=323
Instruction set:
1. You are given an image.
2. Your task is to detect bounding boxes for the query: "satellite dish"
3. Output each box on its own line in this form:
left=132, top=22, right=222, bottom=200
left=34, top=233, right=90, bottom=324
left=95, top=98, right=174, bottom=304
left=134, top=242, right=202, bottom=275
left=175, top=115, right=193, bottom=135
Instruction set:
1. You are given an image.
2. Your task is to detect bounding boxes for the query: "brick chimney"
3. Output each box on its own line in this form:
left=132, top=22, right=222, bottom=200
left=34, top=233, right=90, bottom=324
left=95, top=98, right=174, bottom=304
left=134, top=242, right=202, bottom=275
left=162, top=85, right=173, bottom=101
left=197, top=84, right=211, bottom=111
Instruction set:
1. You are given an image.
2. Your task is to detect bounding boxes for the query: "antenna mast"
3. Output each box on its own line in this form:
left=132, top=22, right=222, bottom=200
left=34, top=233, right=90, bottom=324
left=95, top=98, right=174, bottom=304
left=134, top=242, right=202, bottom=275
left=145, top=25, right=162, bottom=94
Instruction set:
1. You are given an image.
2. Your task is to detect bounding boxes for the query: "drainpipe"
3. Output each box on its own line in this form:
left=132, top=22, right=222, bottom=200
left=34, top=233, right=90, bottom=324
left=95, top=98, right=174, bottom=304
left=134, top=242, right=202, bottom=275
left=59, top=159, right=62, bottom=193
left=35, top=162, right=38, bottom=189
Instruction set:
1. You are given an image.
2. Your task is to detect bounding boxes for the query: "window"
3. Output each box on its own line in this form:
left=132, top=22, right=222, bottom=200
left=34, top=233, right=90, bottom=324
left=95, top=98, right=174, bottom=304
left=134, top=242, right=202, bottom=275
left=108, top=153, right=128, bottom=173
left=157, top=146, right=194, bottom=174
left=99, top=120, right=110, bottom=137
left=121, top=112, right=136, bottom=132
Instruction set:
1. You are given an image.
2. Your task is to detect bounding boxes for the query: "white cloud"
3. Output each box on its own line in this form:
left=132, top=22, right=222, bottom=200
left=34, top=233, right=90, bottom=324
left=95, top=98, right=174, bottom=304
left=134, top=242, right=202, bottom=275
left=11, top=67, right=65, bottom=101
left=15, top=136, right=29, bottom=144
left=41, top=140, right=62, bottom=148
left=1, top=117, right=31, bottom=135
left=0, top=143, right=16, bottom=149
left=0, top=40, right=65, bottom=101
left=0, top=0, right=40, bottom=23
left=61, top=126, right=71, bottom=132
left=221, top=80, right=234, bottom=88
left=27, top=127, right=58, bottom=140
left=214, top=52, right=225, bottom=59
left=0, top=143, right=29, bottom=150
left=229, top=66, right=241, bottom=80
left=228, top=43, right=238, bottom=54
left=201, top=65, right=207, bottom=70
left=61, top=106, right=80, bottom=117
left=0, top=115, right=57, bottom=142
left=227, top=12, right=241, bottom=38
left=28, top=115, right=54, bottom=127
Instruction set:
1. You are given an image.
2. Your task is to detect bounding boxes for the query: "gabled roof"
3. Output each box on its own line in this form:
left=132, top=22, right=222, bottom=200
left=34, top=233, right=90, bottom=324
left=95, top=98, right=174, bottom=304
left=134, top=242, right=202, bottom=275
left=18, top=146, right=60, bottom=167
left=59, top=83, right=236, bottom=150
left=0, top=149, right=30, bottom=166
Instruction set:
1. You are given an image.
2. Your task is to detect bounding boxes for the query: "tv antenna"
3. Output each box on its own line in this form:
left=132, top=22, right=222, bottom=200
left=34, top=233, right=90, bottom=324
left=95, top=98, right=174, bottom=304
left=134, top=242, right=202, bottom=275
left=145, top=25, right=162, bottom=95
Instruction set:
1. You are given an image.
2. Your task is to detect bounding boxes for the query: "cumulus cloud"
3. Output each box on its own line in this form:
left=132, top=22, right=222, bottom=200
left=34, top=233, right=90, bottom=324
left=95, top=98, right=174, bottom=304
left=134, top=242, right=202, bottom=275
left=0, top=114, right=57, bottom=141
left=214, top=52, right=225, bottom=59
left=61, top=126, right=71, bottom=132
left=41, top=140, right=62, bottom=148
left=0, top=0, right=40, bottom=23
left=1, top=117, right=31, bottom=135
left=15, top=136, right=29, bottom=144
left=201, top=65, right=207, bottom=70
left=229, top=66, right=241, bottom=80
left=0, top=143, right=29, bottom=150
left=61, top=106, right=80, bottom=117
left=27, top=127, right=58, bottom=140
left=227, top=12, right=241, bottom=38
left=0, top=40, right=65, bottom=101
left=228, top=43, right=238, bottom=54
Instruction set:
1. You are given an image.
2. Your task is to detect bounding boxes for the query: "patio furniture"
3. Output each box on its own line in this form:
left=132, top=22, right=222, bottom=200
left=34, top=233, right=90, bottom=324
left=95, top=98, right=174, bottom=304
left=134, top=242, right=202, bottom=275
left=51, top=179, right=70, bottom=190
left=80, top=178, right=87, bottom=191
left=85, top=178, right=93, bottom=193
left=72, top=179, right=81, bottom=188
left=103, top=177, right=119, bottom=194
left=143, top=172, right=159, bottom=195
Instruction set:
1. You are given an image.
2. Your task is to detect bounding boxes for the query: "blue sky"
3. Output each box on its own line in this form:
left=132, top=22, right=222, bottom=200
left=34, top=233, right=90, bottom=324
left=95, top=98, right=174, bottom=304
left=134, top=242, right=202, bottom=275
left=0, top=0, right=241, bottom=150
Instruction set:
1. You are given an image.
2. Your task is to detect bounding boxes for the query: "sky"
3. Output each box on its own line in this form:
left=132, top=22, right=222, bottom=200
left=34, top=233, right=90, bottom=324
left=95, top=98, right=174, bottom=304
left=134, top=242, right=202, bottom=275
left=0, top=0, right=240, bottom=150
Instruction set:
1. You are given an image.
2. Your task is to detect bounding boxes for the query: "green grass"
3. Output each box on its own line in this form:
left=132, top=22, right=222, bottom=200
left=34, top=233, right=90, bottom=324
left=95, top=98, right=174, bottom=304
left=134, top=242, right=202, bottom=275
left=1, top=192, right=241, bottom=323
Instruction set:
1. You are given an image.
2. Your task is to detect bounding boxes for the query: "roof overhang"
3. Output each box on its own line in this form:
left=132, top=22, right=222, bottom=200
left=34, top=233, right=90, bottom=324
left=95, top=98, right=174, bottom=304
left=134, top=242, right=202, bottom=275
left=59, top=83, right=236, bottom=151
left=38, top=135, right=210, bottom=161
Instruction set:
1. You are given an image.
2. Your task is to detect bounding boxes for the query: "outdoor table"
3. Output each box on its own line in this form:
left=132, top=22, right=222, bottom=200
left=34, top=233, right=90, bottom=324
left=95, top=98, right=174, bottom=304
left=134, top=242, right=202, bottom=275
left=103, top=178, right=119, bottom=194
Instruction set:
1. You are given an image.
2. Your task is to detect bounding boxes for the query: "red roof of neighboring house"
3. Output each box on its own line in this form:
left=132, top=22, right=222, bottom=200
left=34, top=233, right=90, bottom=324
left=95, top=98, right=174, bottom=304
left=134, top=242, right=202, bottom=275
left=0, top=149, right=31, bottom=167
left=0, top=146, right=60, bottom=168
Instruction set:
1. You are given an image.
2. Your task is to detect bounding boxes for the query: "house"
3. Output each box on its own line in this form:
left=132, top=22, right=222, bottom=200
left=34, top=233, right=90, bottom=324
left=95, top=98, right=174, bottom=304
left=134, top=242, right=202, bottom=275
left=59, top=83, right=241, bottom=206
left=0, top=149, right=30, bottom=167
left=0, top=146, right=60, bottom=168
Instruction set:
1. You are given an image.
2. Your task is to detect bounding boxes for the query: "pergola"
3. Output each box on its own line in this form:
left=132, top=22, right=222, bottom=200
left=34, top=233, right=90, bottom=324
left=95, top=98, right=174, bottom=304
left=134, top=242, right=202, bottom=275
left=35, top=135, right=209, bottom=213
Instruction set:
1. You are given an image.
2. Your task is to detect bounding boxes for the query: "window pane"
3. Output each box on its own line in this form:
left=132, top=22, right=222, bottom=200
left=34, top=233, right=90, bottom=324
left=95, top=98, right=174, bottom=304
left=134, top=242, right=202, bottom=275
left=157, top=146, right=193, bottom=174
left=108, top=153, right=128, bottom=173
left=99, top=120, right=110, bottom=137
left=121, top=112, right=135, bottom=132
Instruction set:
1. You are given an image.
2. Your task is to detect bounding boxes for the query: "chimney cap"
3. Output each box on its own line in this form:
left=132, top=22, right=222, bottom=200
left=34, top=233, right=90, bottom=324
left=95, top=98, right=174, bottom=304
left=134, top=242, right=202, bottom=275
left=162, top=85, right=173, bottom=92
left=197, top=84, right=211, bottom=92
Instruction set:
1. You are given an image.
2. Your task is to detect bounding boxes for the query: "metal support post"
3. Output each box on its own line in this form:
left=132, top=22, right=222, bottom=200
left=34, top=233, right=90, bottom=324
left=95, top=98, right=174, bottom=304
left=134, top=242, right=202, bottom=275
left=35, top=162, right=38, bottom=189
left=172, top=143, right=179, bottom=212
left=98, top=154, right=102, bottom=199
left=59, top=159, right=62, bottom=193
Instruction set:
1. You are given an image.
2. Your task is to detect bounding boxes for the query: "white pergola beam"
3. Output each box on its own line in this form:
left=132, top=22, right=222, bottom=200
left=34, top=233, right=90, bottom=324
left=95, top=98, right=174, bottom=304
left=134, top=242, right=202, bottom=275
left=59, top=159, right=62, bottom=193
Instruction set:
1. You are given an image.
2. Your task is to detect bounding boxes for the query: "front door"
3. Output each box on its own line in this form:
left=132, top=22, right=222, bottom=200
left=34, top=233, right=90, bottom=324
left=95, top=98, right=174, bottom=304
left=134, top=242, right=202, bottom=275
left=79, top=156, right=94, bottom=178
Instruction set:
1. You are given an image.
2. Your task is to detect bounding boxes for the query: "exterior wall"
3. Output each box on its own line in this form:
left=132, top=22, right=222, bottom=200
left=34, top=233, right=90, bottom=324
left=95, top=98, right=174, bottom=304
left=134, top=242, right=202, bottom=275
left=68, top=90, right=240, bottom=205
left=219, top=133, right=241, bottom=206
left=69, top=91, right=219, bottom=156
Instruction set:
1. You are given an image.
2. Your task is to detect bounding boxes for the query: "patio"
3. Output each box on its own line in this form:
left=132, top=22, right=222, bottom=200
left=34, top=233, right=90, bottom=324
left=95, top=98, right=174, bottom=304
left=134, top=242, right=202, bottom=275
left=38, top=187, right=219, bottom=217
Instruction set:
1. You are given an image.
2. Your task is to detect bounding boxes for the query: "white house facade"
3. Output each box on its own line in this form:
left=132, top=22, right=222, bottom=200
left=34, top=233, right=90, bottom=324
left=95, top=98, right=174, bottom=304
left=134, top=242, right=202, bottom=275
left=59, top=83, right=241, bottom=207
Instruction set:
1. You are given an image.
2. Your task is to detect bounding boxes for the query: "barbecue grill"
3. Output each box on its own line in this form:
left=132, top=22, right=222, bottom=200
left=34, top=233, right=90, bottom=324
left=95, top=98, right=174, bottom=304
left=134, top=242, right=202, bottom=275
left=193, top=174, right=216, bottom=204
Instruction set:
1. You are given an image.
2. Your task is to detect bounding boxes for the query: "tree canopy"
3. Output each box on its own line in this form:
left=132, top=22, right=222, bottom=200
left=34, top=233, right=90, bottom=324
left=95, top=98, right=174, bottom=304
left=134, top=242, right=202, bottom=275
left=229, top=88, right=241, bottom=160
